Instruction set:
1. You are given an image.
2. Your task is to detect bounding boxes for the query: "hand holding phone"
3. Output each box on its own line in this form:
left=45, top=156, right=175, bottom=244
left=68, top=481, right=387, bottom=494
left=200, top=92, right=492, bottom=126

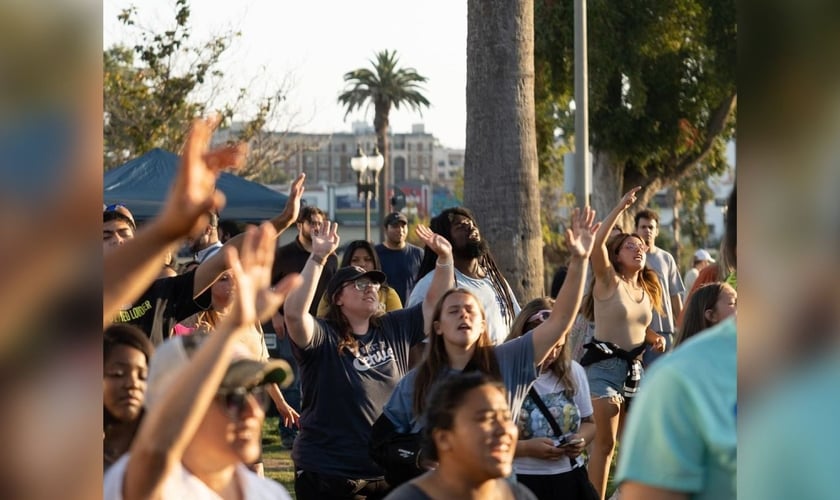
left=558, top=437, right=584, bottom=448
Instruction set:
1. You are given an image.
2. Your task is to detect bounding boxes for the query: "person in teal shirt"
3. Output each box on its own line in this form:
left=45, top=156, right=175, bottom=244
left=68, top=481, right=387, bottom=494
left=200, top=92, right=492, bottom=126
left=614, top=317, right=736, bottom=500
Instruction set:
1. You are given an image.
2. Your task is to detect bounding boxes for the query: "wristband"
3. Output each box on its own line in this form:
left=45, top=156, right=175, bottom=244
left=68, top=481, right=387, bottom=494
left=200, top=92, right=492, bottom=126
left=436, top=260, right=453, bottom=268
left=310, top=254, right=327, bottom=266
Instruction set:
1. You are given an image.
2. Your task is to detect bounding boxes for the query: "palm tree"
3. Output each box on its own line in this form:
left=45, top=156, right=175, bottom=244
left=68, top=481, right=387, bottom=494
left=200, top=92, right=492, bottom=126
left=338, top=50, right=430, bottom=239
left=464, top=0, right=544, bottom=301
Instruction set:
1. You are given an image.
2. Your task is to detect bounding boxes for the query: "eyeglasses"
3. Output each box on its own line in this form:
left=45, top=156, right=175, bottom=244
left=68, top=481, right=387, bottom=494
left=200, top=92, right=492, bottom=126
left=622, top=241, right=648, bottom=252
left=216, top=385, right=269, bottom=420
left=347, top=279, right=381, bottom=292
left=526, top=309, right=552, bottom=325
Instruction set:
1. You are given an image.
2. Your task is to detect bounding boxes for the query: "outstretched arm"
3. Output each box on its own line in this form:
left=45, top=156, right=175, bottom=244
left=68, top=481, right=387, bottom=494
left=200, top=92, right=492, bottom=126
left=415, top=225, right=455, bottom=329
left=590, top=187, right=641, bottom=282
left=121, top=223, right=301, bottom=500
left=284, top=221, right=340, bottom=348
left=532, top=207, right=600, bottom=365
left=193, top=172, right=306, bottom=297
left=103, top=116, right=247, bottom=326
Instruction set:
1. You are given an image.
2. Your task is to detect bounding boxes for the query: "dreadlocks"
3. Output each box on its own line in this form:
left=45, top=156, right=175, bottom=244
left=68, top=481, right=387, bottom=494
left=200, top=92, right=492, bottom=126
left=416, top=207, right=517, bottom=329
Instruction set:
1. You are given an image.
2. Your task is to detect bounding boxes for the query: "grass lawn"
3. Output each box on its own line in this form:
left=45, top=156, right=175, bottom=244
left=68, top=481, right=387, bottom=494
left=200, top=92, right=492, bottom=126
left=262, top=417, right=296, bottom=498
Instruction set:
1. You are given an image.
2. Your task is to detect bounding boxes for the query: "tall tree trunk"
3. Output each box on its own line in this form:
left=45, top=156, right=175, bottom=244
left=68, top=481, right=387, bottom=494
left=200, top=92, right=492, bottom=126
left=464, top=0, right=543, bottom=301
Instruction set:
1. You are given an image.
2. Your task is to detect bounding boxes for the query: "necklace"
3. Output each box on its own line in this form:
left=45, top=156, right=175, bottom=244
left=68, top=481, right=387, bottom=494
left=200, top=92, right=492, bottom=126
left=620, top=277, right=645, bottom=303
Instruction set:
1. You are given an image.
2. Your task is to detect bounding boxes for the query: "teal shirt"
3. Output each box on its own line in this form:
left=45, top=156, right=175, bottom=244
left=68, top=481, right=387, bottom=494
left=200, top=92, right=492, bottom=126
left=615, top=318, right=736, bottom=499
left=740, top=350, right=840, bottom=500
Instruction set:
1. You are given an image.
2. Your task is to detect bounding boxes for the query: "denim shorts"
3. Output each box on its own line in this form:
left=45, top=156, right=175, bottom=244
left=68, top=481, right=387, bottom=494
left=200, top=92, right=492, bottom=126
left=585, top=357, right=628, bottom=400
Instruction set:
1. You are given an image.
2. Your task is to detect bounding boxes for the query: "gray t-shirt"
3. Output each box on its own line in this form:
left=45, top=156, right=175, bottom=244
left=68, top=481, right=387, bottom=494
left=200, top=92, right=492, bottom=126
left=291, top=304, right=426, bottom=478
left=645, top=247, right=685, bottom=333
left=408, top=268, right=520, bottom=345
left=382, top=331, right=538, bottom=434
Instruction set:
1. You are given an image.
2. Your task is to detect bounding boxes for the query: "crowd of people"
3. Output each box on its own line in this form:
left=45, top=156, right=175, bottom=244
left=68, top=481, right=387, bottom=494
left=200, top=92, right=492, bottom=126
left=103, top=116, right=736, bottom=500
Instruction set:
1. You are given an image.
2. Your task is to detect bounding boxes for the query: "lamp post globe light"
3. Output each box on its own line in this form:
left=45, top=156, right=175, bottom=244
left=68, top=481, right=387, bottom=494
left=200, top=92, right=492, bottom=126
left=350, top=144, right=384, bottom=242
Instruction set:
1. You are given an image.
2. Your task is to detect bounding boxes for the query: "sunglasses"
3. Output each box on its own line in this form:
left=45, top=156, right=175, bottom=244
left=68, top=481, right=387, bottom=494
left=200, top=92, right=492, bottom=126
left=215, top=385, right=269, bottom=420
left=104, top=203, right=136, bottom=227
left=526, top=309, right=552, bottom=325
left=346, top=278, right=381, bottom=292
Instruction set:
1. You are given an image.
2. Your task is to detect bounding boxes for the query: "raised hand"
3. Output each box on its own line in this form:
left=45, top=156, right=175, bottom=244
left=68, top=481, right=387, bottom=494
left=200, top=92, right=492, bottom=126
left=221, top=224, right=301, bottom=332
left=616, top=186, right=642, bottom=212
left=157, top=115, right=249, bottom=241
left=311, top=220, right=340, bottom=260
left=276, top=173, right=306, bottom=229
left=416, top=224, right=452, bottom=262
left=565, top=206, right=600, bottom=258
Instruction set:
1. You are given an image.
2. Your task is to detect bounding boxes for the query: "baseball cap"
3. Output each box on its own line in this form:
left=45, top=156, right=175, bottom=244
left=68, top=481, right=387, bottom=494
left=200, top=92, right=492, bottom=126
left=104, top=203, right=136, bottom=230
left=693, top=249, right=715, bottom=263
left=384, top=212, right=408, bottom=226
left=324, top=265, right=386, bottom=304
left=144, top=334, right=293, bottom=410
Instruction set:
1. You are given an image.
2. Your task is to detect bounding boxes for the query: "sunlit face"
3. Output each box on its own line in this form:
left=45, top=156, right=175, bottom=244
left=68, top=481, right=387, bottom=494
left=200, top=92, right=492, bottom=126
left=188, top=388, right=265, bottom=467
left=350, top=248, right=375, bottom=272
left=103, top=345, right=147, bottom=422
left=708, top=284, right=737, bottom=324
left=335, top=278, right=381, bottom=316
left=635, top=217, right=658, bottom=248
left=435, top=384, right=517, bottom=481
left=103, top=219, right=134, bottom=253
left=449, top=215, right=480, bottom=250
left=434, top=293, right=486, bottom=349
left=385, top=221, right=407, bottom=246
left=615, top=235, right=647, bottom=272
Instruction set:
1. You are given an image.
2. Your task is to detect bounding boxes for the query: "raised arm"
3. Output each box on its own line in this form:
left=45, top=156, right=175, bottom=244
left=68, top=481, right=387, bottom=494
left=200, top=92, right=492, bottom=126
left=122, top=223, right=300, bottom=500
left=415, top=224, right=455, bottom=328
left=532, top=207, right=600, bottom=365
left=283, top=220, right=340, bottom=348
left=103, top=116, right=247, bottom=326
left=193, top=172, right=306, bottom=297
left=590, top=186, right=641, bottom=282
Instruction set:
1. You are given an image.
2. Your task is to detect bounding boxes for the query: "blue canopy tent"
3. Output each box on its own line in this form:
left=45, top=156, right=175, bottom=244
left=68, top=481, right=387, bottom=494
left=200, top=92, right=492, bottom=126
left=104, top=148, right=288, bottom=223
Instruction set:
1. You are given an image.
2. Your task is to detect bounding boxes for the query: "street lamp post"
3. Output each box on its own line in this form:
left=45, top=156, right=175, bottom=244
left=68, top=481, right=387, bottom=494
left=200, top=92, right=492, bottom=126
left=350, top=144, right=384, bottom=242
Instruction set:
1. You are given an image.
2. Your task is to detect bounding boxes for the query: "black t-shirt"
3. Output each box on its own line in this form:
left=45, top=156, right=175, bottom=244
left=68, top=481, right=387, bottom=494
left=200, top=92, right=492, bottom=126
left=291, top=304, right=426, bottom=478
left=113, top=269, right=211, bottom=345
left=375, top=243, right=423, bottom=305
left=270, top=238, right=338, bottom=318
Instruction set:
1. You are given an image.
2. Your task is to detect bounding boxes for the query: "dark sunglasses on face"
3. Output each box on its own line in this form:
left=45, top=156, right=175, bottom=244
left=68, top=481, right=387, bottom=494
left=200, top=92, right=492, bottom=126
left=216, top=385, right=269, bottom=420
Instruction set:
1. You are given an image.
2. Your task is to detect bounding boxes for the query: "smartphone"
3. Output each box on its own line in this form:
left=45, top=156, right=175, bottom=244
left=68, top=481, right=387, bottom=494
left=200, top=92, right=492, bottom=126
left=559, top=437, right=584, bottom=447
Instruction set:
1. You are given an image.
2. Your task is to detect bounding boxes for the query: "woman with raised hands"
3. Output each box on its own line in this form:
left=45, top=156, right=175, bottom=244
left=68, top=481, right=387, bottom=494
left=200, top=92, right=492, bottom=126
left=283, top=221, right=454, bottom=500
left=579, top=187, right=665, bottom=500
left=373, top=207, right=598, bottom=489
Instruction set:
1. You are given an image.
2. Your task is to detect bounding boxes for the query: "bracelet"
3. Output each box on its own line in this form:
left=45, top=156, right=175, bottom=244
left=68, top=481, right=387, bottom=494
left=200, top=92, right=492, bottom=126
left=310, top=254, right=327, bottom=266
left=436, top=260, right=453, bottom=268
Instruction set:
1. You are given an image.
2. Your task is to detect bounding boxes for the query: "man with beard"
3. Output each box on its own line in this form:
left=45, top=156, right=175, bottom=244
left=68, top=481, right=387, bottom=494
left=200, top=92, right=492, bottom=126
left=407, top=207, right=520, bottom=345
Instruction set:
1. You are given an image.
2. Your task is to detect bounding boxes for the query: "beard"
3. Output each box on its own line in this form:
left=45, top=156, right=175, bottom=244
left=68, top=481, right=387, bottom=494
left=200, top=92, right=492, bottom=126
left=453, top=239, right=489, bottom=260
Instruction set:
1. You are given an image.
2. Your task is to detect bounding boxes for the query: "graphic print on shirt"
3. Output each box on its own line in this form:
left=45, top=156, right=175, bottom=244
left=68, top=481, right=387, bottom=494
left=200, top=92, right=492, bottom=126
left=517, top=389, right=581, bottom=439
left=352, top=339, right=396, bottom=372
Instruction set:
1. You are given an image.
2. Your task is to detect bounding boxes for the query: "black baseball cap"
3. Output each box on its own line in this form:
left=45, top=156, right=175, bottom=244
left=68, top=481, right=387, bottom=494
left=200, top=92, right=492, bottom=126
left=325, top=266, right=386, bottom=304
left=384, top=212, right=408, bottom=226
